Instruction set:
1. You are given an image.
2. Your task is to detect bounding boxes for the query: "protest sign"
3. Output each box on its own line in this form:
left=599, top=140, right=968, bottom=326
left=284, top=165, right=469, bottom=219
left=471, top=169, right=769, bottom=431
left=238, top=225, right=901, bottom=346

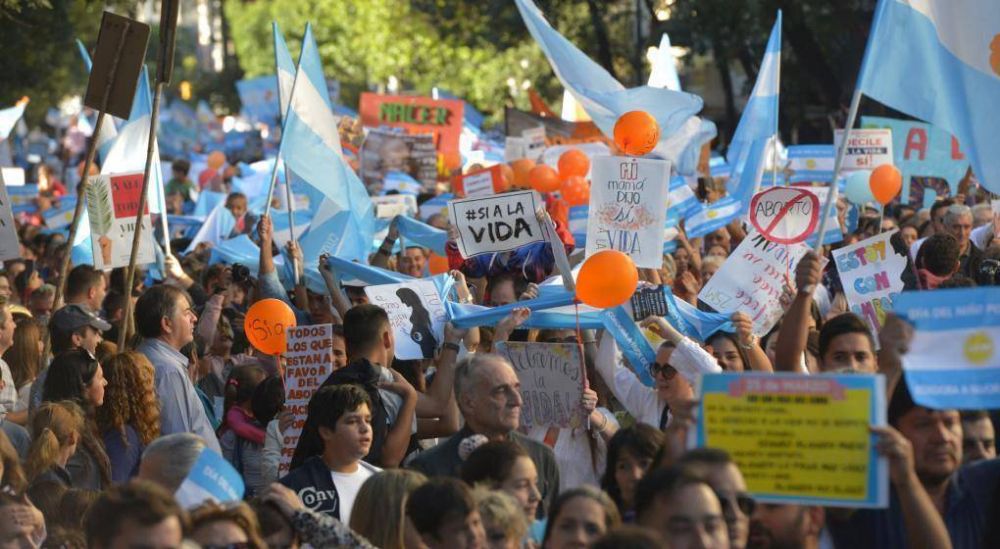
left=0, top=172, right=21, bottom=261
left=629, top=285, right=670, bottom=321
left=495, top=341, right=586, bottom=429
left=360, top=129, right=437, bottom=190
left=0, top=168, right=24, bottom=187
left=365, top=279, right=447, bottom=360
left=800, top=186, right=845, bottom=246
left=748, top=186, right=820, bottom=245
left=453, top=165, right=503, bottom=198
left=522, top=126, right=547, bottom=160
left=174, top=447, right=245, bottom=509
left=832, top=231, right=906, bottom=341
left=585, top=156, right=670, bottom=269
left=359, top=93, right=464, bottom=169
left=895, top=288, right=1000, bottom=410
left=699, top=230, right=809, bottom=336
left=694, top=372, right=888, bottom=508
left=448, top=190, right=546, bottom=258
left=504, top=137, right=527, bottom=162
left=833, top=129, right=894, bottom=171
left=86, top=172, right=155, bottom=269
left=372, top=194, right=418, bottom=219
left=85, top=12, right=150, bottom=119
left=280, top=324, right=335, bottom=477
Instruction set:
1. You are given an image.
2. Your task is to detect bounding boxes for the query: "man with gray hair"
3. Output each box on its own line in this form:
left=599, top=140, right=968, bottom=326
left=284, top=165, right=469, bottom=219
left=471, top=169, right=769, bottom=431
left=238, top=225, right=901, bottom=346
left=944, top=204, right=983, bottom=277
left=408, top=353, right=559, bottom=515
left=137, top=432, right=206, bottom=493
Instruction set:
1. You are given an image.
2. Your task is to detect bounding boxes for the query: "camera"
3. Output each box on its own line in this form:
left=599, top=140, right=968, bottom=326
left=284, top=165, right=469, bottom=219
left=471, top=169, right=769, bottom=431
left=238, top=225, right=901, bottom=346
left=975, top=259, right=1000, bottom=286
left=231, top=263, right=252, bottom=284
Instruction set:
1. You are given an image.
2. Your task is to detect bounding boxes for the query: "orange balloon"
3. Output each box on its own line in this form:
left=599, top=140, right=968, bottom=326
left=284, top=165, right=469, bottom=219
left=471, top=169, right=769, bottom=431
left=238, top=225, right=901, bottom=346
left=561, top=175, right=590, bottom=207
left=427, top=252, right=450, bottom=275
left=499, top=164, right=514, bottom=193
left=558, top=149, right=590, bottom=179
left=613, top=111, right=660, bottom=156
left=244, top=298, right=297, bottom=355
left=576, top=250, right=638, bottom=308
left=869, top=164, right=903, bottom=205
left=510, top=159, right=536, bottom=189
left=529, top=164, right=561, bottom=193
left=207, top=150, right=226, bottom=170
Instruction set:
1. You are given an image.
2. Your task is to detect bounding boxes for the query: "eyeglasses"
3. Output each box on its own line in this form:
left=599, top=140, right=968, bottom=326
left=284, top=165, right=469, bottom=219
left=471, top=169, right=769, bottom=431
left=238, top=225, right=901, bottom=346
left=715, top=490, right=755, bottom=517
left=648, top=362, right=678, bottom=380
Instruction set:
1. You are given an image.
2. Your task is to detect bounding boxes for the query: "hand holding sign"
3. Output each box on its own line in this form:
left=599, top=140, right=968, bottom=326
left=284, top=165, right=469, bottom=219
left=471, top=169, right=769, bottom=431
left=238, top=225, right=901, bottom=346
left=245, top=298, right=297, bottom=355
left=749, top=187, right=820, bottom=245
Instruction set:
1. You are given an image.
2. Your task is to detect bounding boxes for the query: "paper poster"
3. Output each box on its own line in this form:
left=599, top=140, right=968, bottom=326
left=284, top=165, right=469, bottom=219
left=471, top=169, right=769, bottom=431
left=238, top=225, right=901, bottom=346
left=0, top=167, right=24, bottom=187
left=630, top=285, right=669, bottom=321
left=495, top=341, right=585, bottom=428
left=372, top=194, right=418, bottom=219
left=448, top=190, right=546, bottom=258
left=453, top=165, right=503, bottom=198
left=585, top=156, right=671, bottom=269
left=895, top=288, right=1000, bottom=410
left=699, top=230, right=809, bottom=336
left=279, top=324, right=335, bottom=477
left=694, top=372, right=888, bottom=508
left=748, top=187, right=820, bottom=245
left=522, top=126, right=547, bottom=160
left=359, top=93, right=464, bottom=169
left=86, top=172, right=155, bottom=269
left=365, top=279, right=447, bottom=360
left=42, top=200, right=76, bottom=230
left=0, top=171, right=21, bottom=261
left=174, top=447, right=246, bottom=509
left=834, top=129, right=894, bottom=171
left=832, top=231, right=906, bottom=341
left=360, top=128, right=438, bottom=190
left=504, top=137, right=527, bottom=162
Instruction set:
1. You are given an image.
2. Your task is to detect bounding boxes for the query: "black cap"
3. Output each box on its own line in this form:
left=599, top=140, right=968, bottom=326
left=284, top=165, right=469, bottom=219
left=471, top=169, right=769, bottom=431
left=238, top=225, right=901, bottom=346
left=49, top=304, right=112, bottom=338
left=888, top=377, right=918, bottom=428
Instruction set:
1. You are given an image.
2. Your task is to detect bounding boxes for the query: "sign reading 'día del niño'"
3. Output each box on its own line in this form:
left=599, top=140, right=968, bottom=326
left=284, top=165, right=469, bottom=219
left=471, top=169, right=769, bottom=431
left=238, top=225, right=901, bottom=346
left=495, top=341, right=585, bottom=429
left=448, top=190, right=546, bottom=258
left=279, top=324, right=334, bottom=478
left=833, top=128, right=894, bottom=171
left=358, top=93, right=464, bottom=169
left=694, top=372, right=888, bottom=508
left=585, top=156, right=670, bottom=269
left=895, top=288, right=1000, bottom=410
left=86, top=172, right=155, bottom=269
left=365, top=279, right=447, bottom=360
left=832, top=230, right=906, bottom=343
left=748, top=186, right=820, bottom=245
left=699, top=230, right=809, bottom=337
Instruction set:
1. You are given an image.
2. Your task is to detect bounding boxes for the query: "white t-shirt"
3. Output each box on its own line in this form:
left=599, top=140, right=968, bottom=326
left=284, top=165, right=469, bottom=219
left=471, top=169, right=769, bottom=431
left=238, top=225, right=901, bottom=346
left=330, top=461, right=380, bottom=525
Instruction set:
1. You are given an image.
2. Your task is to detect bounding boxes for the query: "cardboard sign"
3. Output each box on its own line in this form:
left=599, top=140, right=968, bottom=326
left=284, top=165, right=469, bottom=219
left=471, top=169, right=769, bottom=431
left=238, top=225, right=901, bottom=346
left=586, top=156, right=670, bottom=269
left=504, top=137, right=527, bottom=162
left=699, top=230, right=810, bottom=336
left=694, top=372, right=888, bottom=508
left=359, top=93, right=464, bottom=169
left=365, top=279, right=447, bottom=360
left=453, top=165, right=503, bottom=198
left=495, top=341, right=585, bottom=429
left=0, top=171, right=21, bottom=261
left=84, top=12, right=151, bottom=118
left=834, top=129, right=894, bottom=172
left=749, top=186, right=820, bottom=245
left=630, top=285, right=670, bottom=321
left=360, top=129, right=438, bottom=190
left=832, top=231, right=906, bottom=342
left=174, top=448, right=245, bottom=509
left=522, top=126, right=547, bottom=160
left=86, top=172, right=155, bottom=269
left=371, top=194, right=418, bottom=219
left=448, top=190, right=546, bottom=258
left=0, top=168, right=24, bottom=187
left=279, top=324, right=335, bottom=477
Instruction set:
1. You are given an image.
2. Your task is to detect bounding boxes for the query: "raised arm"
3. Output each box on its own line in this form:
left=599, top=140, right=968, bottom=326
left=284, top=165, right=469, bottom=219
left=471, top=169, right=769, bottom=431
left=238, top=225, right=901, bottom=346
left=731, top=312, right=773, bottom=372
left=415, top=322, right=465, bottom=419
left=774, top=251, right=822, bottom=372
left=319, top=253, right=352, bottom=320
left=449, top=271, right=480, bottom=352
left=377, top=368, right=417, bottom=468
left=371, top=218, right=399, bottom=270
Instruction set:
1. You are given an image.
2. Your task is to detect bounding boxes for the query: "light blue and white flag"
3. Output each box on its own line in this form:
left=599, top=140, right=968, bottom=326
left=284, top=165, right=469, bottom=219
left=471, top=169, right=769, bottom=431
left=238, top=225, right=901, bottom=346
left=0, top=100, right=27, bottom=141
left=186, top=204, right=236, bottom=254
left=856, top=0, right=1000, bottom=195
left=668, top=176, right=702, bottom=219
left=174, top=447, right=245, bottom=509
left=787, top=145, right=835, bottom=184
left=895, top=288, right=1000, bottom=410
left=395, top=216, right=447, bottom=256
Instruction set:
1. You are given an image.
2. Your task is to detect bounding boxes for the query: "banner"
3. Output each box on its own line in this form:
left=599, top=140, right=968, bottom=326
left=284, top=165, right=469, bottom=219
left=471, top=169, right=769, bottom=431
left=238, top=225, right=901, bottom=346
left=699, top=230, right=809, bottom=336
left=895, top=288, right=1000, bottom=410
left=174, top=447, right=246, bottom=509
left=360, top=128, right=437, bottom=190
left=86, top=172, right=155, bottom=269
left=0, top=171, right=21, bottom=261
left=601, top=305, right=657, bottom=387
left=448, top=190, right=545, bottom=258
left=832, top=231, right=906, bottom=341
left=359, top=93, right=464, bottom=168
left=452, top=165, right=503, bottom=198
left=365, top=279, right=447, bottom=360
left=586, top=156, right=671, bottom=269
left=280, top=324, right=334, bottom=477
left=694, top=372, right=888, bottom=508
left=833, top=129, right=894, bottom=172
left=495, top=341, right=585, bottom=428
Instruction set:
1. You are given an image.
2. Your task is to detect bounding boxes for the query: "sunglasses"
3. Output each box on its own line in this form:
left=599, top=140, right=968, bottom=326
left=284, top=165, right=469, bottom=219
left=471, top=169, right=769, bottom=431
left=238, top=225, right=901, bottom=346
left=715, top=490, right=755, bottom=517
left=647, top=362, right=678, bottom=380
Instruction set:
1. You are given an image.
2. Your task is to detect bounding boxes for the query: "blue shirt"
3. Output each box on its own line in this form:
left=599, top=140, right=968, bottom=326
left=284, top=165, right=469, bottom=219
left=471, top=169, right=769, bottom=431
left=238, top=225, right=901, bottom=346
left=103, top=425, right=143, bottom=483
left=136, top=338, right=221, bottom=453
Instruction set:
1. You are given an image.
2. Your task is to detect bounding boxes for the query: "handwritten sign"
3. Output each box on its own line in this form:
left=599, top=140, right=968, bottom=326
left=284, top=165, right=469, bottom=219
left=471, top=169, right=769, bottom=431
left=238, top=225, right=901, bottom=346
left=495, top=341, right=585, bottom=429
left=586, top=156, right=670, bottom=269
left=694, top=372, right=888, bottom=508
left=749, top=187, right=820, bottom=245
left=279, top=324, right=334, bottom=477
left=448, top=190, right=545, bottom=258
left=365, top=279, right=447, bottom=360
left=832, top=231, right=906, bottom=342
left=453, top=165, right=503, bottom=198
left=699, top=230, right=809, bottom=336
left=86, top=172, right=155, bottom=269
left=834, top=129, right=894, bottom=171
left=0, top=170, right=20, bottom=261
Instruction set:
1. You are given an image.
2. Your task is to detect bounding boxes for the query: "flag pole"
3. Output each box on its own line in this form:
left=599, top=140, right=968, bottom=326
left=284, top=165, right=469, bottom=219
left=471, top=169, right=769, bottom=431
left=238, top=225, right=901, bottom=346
left=284, top=169, right=299, bottom=285
left=264, top=59, right=302, bottom=219
left=813, top=83, right=863, bottom=251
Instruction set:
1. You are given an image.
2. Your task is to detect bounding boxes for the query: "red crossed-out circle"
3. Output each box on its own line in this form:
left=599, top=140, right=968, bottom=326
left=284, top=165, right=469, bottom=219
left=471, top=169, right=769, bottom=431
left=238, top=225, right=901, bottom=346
left=748, top=187, right=820, bottom=245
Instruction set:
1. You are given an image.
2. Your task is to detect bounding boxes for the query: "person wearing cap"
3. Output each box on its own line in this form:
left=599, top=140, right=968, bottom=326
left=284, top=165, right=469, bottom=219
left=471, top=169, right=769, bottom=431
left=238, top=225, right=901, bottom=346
left=29, top=303, right=111, bottom=414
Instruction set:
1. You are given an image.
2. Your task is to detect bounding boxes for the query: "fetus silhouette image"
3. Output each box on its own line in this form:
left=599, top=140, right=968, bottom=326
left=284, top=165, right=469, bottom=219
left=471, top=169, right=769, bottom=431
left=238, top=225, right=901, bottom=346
left=396, top=287, right=439, bottom=358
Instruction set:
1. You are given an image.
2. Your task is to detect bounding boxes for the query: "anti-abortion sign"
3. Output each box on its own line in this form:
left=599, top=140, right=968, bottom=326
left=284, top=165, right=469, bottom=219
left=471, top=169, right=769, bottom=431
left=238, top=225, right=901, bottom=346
left=695, top=372, right=888, bottom=508
left=365, top=279, right=447, bottom=360
left=833, top=129, right=894, bottom=171
left=586, top=156, right=670, bottom=269
left=832, top=231, right=906, bottom=341
left=0, top=170, right=20, bottom=261
left=699, top=230, right=809, bottom=337
left=86, top=172, right=155, bottom=269
left=359, top=93, right=464, bottom=169
left=748, top=187, right=820, bottom=245
left=495, top=341, right=585, bottom=429
left=448, top=190, right=546, bottom=258
left=522, top=126, right=547, bottom=160
left=895, top=288, right=1000, bottom=410
left=174, top=447, right=246, bottom=509
left=360, top=129, right=438, bottom=190
left=280, top=324, right=335, bottom=477
left=452, top=165, right=503, bottom=198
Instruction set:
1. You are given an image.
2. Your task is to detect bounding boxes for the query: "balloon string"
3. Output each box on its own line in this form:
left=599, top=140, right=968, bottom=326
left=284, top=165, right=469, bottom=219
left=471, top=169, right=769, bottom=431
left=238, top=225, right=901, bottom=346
left=574, top=300, right=589, bottom=391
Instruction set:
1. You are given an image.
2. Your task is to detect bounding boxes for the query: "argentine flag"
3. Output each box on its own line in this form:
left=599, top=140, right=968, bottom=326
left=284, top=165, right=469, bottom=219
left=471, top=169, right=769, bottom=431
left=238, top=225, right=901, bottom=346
left=857, top=0, right=1000, bottom=195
